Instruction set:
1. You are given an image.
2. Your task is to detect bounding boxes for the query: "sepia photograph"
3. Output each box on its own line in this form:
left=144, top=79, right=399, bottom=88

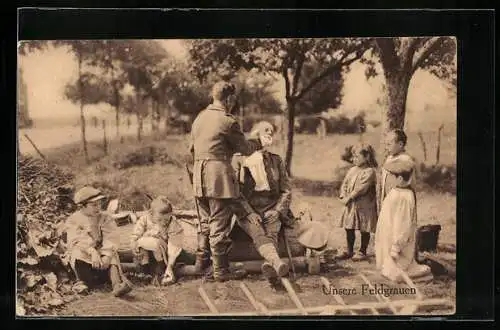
left=17, top=37, right=457, bottom=317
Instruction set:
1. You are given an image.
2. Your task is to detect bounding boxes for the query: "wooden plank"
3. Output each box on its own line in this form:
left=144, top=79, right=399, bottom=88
left=239, top=283, right=270, bottom=316
left=281, top=278, right=308, bottom=315
left=198, top=286, right=219, bottom=314
left=359, top=273, right=397, bottom=314
left=319, top=276, right=356, bottom=315
left=196, top=298, right=454, bottom=316
left=398, top=269, right=425, bottom=300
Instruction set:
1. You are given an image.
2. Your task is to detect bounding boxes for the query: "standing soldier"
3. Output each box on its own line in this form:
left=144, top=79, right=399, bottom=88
left=189, top=81, right=272, bottom=282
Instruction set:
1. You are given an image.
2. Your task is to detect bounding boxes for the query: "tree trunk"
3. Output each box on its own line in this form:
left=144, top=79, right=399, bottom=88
left=284, top=99, right=296, bottom=176
left=115, top=104, right=122, bottom=143
left=77, top=53, right=89, bottom=164
left=137, top=113, right=143, bottom=142
left=111, top=66, right=120, bottom=142
left=136, top=94, right=143, bottom=141
left=164, top=104, right=170, bottom=135
left=102, top=120, right=108, bottom=155
left=156, top=101, right=162, bottom=132
left=381, top=72, right=411, bottom=159
left=384, top=73, right=411, bottom=132
left=151, top=99, right=156, bottom=133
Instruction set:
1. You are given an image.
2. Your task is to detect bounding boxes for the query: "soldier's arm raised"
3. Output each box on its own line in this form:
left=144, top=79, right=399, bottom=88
left=227, top=121, right=262, bottom=156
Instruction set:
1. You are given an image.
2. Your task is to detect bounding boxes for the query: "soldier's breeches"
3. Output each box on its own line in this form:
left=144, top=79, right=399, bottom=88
left=198, top=197, right=234, bottom=256
left=237, top=217, right=274, bottom=248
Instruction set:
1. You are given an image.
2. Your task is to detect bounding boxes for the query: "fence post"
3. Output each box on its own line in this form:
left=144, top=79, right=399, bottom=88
left=102, top=120, right=108, bottom=155
left=417, top=131, right=427, bottom=162
left=435, top=124, right=444, bottom=165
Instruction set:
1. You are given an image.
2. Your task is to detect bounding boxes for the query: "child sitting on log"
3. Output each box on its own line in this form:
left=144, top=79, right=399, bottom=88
left=65, top=186, right=132, bottom=297
left=130, top=196, right=183, bottom=286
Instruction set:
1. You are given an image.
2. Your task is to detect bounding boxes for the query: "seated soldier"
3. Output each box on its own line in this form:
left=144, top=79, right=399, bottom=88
left=65, top=186, right=132, bottom=297
left=232, top=121, right=294, bottom=288
left=130, top=196, right=183, bottom=286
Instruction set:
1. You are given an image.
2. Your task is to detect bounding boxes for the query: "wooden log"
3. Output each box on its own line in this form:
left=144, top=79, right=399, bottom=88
left=196, top=298, right=454, bottom=316
left=113, top=218, right=305, bottom=263
left=121, top=257, right=308, bottom=276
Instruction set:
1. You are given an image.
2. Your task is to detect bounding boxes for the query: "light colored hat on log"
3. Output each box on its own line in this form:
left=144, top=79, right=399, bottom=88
left=296, top=220, right=329, bottom=250
left=74, top=186, right=106, bottom=204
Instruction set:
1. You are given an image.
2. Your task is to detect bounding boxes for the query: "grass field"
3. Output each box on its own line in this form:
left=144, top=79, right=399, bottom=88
left=21, top=125, right=457, bottom=316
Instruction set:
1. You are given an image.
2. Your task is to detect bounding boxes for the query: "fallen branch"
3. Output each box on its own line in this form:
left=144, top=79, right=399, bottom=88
left=23, top=134, right=47, bottom=161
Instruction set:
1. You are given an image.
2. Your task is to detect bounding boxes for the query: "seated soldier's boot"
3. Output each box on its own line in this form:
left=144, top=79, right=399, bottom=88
left=212, top=254, right=247, bottom=282
left=258, top=243, right=289, bottom=278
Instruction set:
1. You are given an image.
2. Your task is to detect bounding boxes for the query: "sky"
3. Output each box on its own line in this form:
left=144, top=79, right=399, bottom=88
left=18, top=39, right=456, bottom=129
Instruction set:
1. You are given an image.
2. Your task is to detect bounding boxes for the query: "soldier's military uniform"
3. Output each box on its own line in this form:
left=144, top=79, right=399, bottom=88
left=190, top=103, right=262, bottom=281
left=232, top=150, right=292, bottom=282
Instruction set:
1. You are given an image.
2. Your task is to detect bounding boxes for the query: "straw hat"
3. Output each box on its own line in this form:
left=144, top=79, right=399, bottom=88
left=296, top=220, right=329, bottom=250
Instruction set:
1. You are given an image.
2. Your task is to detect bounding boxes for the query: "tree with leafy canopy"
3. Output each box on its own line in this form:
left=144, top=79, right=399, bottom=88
left=368, top=37, right=457, bottom=137
left=19, top=41, right=117, bottom=162
left=19, top=40, right=108, bottom=163
left=188, top=38, right=372, bottom=175
left=85, top=40, right=130, bottom=141
left=114, top=40, right=170, bottom=141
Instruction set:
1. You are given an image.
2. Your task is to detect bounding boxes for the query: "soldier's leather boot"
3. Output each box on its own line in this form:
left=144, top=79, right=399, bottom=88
left=258, top=243, right=289, bottom=278
left=212, top=254, right=247, bottom=282
left=193, top=233, right=212, bottom=274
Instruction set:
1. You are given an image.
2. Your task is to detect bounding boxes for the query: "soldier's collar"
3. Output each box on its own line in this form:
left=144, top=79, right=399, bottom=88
left=206, top=104, right=227, bottom=113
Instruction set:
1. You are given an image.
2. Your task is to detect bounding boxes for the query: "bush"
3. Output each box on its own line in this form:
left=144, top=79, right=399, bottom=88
left=293, top=113, right=366, bottom=135
left=111, top=146, right=182, bottom=170
left=419, top=163, right=456, bottom=195
left=326, top=114, right=366, bottom=134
